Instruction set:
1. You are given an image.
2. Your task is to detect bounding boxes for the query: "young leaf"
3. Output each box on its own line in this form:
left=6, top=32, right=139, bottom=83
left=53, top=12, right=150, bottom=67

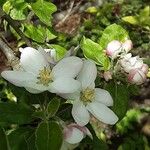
left=10, top=8, right=26, bottom=20
left=48, top=44, right=67, bottom=61
left=0, top=127, right=10, bottom=150
left=31, top=0, right=57, bottom=26
left=99, top=24, right=129, bottom=49
left=35, top=121, right=63, bottom=150
left=80, top=37, right=110, bottom=70
left=0, top=102, right=34, bottom=124
left=122, top=16, right=139, bottom=25
left=24, top=24, right=56, bottom=43
left=105, top=82, right=129, bottom=120
left=47, top=98, right=60, bottom=118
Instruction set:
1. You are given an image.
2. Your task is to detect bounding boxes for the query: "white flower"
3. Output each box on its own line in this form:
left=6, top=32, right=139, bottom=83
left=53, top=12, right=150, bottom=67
left=119, top=53, right=143, bottom=73
left=106, top=40, right=122, bottom=58
left=59, top=60, right=118, bottom=126
left=61, top=123, right=92, bottom=150
left=38, top=47, right=57, bottom=65
left=1, top=47, right=83, bottom=94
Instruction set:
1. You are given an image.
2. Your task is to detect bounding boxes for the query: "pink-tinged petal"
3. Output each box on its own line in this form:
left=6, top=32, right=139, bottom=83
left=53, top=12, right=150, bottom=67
left=106, top=40, right=122, bottom=58
left=52, top=56, right=83, bottom=79
left=141, top=64, right=149, bottom=74
left=49, top=77, right=81, bottom=93
left=128, top=69, right=146, bottom=85
left=72, top=100, right=90, bottom=126
left=68, top=124, right=92, bottom=139
left=87, top=102, right=118, bottom=125
left=77, top=60, right=97, bottom=90
left=20, top=47, right=49, bottom=74
left=64, top=126, right=84, bottom=144
left=1, top=71, right=35, bottom=87
left=94, top=88, right=113, bottom=106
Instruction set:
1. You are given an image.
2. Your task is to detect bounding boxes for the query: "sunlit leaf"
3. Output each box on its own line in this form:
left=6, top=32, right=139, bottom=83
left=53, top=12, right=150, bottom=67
left=31, top=0, right=57, bottom=26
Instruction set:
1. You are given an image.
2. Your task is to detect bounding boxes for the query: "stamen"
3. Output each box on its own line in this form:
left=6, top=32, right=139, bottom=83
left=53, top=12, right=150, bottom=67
left=37, top=67, right=52, bottom=86
left=81, top=88, right=95, bottom=104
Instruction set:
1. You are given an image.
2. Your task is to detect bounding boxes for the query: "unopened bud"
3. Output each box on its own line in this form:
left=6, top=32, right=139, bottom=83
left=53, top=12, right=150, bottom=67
left=128, top=69, right=146, bottom=85
left=141, top=64, right=149, bottom=74
left=122, top=40, right=133, bottom=53
left=103, top=71, right=112, bottom=81
left=106, top=40, right=122, bottom=58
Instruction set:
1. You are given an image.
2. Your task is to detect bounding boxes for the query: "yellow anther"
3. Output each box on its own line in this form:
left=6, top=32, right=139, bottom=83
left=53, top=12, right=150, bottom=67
left=37, top=67, right=52, bottom=86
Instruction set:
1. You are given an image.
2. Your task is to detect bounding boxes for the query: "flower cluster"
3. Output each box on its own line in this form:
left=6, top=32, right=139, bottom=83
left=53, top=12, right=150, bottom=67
left=106, top=40, right=149, bottom=85
left=1, top=47, right=118, bottom=146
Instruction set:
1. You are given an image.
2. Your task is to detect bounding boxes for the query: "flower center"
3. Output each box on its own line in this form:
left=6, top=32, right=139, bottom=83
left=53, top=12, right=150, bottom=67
left=37, top=67, right=52, bottom=86
left=80, top=88, right=95, bottom=104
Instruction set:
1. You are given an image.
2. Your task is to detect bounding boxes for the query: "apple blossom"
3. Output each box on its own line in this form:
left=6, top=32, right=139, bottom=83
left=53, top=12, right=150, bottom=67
left=122, top=40, right=133, bottom=53
left=63, top=123, right=92, bottom=144
left=119, top=53, right=143, bottom=73
left=106, top=40, right=122, bottom=58
left=128, top=69, right=147, bottom=85
left=59, top=60, right=118, bottom=126
left=1, top=47, right=83, bottom=94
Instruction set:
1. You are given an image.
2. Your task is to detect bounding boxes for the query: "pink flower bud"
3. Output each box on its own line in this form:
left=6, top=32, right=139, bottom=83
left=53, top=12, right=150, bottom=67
left=141, top=64, right=149, bottom=74
left=103, top=71, right=112, bottom=81
left=122, top=40, right=133, bottom=53
left=106, top=40, right=122, bottom=58
left=120, top=53, right=143, bottom=73
left=63, top=123, right=92, bottom=144
left=128, top=69, right=146, bottom=85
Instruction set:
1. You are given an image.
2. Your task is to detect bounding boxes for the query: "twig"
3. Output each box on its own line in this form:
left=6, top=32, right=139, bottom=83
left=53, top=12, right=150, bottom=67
left=0, top=36, right=20, bottom=69
left=0, top=7, right=32, bottom=47
left=55, top=0, right=75, bottom=27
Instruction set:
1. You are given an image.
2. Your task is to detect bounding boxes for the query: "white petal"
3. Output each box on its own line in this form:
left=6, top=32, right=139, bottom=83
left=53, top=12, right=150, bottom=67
left=25, top=87, right=42, bottom=94
left=20, top=47, right=49, bottom=74
left=87, top=102, right=118, bottom=125
left=94, top=88, right=113, bottom=106
left=1, top=71, right=35, bottom=87
left=58, top=91, right=80, bottom=100
left=49, top=77, right=81, bottom=93
left=52, top=56, right=83, bottom=79
left=77, top=60, right=97, bottom=89
left=72, top=100, right=90, bottom=126
left=24, top=81, right=50, bottom=92
left=65, top=127, right=84, bottom=144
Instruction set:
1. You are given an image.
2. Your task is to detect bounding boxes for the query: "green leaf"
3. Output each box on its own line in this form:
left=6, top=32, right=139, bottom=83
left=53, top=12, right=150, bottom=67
left=10, top=8, right=26, bottom=20
left=80, top=37, right=110, bottom=70
left=35, top=121, right=63, bottom=150
left=122, top=16, right=139, bottom=25
left=0, top=127, right=10, bottom=150
left=139, top=6, right=150, bottom=18
left=99, top=24, right=129, bottom=49
left=105, top=82, right=129, bottom=120
left=31, top=0, right=57, bottom=26
left=24, top=24, right=56, bottom=43
left=48, top=44, right=67, bottom=61
left=8, top=127, right=34, bottom=150
left=0, top=102, right=33, bottom=124
left=47, top=98, right=60, bottom=118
